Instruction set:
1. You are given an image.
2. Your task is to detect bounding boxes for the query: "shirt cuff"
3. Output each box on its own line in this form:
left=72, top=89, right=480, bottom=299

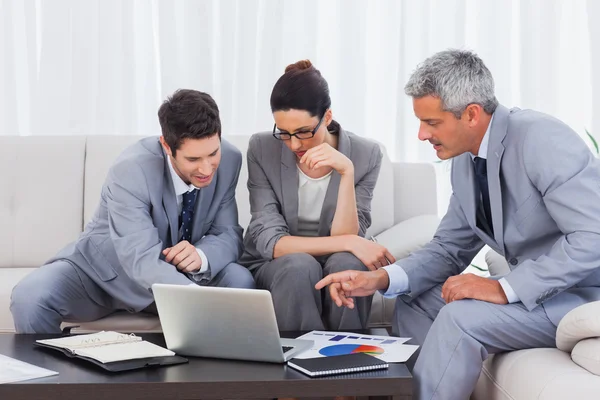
left=189, top=248, right=210, bottom=281
left=499, top=278, right=520, bottom=303
left=381, top=263, right=410, bottom=298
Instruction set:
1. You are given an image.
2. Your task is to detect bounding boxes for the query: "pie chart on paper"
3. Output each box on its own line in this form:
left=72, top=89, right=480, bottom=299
left=319, top=344, right=384, bottom=357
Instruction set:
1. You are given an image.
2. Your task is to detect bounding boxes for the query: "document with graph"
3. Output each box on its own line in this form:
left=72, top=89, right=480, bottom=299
left=35, top=331, right=188, bottom=372
left=293, top=330, right=418, bottom=363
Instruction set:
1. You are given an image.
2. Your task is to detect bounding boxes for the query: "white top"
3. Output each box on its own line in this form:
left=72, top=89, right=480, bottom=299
left=297, top=165, right=332, bottom=237
left=167, top=157, right=209, bottom=276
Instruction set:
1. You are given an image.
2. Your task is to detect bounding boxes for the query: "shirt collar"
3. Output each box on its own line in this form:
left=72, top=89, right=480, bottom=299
left=471, top=113, right=494, bottom=160
left=167, top=156, right=198, bottom=196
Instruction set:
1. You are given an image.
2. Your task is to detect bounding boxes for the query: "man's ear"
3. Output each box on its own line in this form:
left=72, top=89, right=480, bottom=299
left=465, top=104, right=482, bottom=127
left=159, top=136, right=173, bottom=157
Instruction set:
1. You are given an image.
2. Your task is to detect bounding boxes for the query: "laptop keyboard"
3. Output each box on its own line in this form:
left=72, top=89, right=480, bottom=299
left=282, top=346, right=293, bottom=353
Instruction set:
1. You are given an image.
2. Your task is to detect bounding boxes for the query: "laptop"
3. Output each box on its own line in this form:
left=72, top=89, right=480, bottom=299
left=152, top=283, right=313, bottom=363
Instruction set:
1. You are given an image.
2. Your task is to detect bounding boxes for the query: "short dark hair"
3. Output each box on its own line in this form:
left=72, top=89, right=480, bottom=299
left=270, top=60, right=340, bottom=134
left=158, top=89, right=221, bottom=155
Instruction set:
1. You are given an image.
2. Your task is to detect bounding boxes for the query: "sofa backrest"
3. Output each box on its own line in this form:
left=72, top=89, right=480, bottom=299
left=1, top=134, right=434, bottom=269
left=83, top=135, right=395, bottom=236
left=0, top=136, right=86, bottom=268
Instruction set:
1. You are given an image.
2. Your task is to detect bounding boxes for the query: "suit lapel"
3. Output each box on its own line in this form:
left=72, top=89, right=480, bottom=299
left=161, top=154, right=179, bottom=247
left=281, top=144, right=299, bottom=234
left=318, top=129, right=351, bottom=236
left=486, top=105, right=510, bottom=253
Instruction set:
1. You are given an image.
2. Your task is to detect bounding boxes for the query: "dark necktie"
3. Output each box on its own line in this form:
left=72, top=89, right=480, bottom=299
left=473, top=157, right=493, bottom=234
left=180, top=189, right=198, bottom=242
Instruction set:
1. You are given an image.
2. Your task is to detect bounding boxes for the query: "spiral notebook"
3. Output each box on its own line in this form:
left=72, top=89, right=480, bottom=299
left=35, top=331, right=187, bottom=372
left=287, top=353, right=388, bottom=377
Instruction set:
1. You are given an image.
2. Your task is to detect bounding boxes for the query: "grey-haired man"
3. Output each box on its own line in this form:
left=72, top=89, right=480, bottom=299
left=316, top=49, right=600, bottom=399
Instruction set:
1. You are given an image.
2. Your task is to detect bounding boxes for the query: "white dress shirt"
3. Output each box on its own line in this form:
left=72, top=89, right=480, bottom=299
left=297, top=165, right=332, bottom=237
left=167, top=158, right=209, bottom=277
left=383, top=115, right=520, bottom=303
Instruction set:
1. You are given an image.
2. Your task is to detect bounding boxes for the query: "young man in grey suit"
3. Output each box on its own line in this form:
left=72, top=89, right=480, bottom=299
left=11, top=89, right=255, bottom=334
left=316, top=50, right=600, bottom=400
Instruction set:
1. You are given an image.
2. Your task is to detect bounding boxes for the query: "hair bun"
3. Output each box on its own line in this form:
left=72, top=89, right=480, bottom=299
left=285, top=59, right=313, bottom=73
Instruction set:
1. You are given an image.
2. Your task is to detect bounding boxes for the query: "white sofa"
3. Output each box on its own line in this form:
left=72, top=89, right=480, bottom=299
left=471, top=251, right=600, bottom=399
left=0, top=134, right=440, bottom=333
left=4, top=135, right=599, bottom=398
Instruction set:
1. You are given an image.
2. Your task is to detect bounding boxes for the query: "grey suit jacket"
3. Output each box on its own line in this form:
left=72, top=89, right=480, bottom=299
left=399, top=105, right=600, bottom=325
left=47, top=137, right=244, bottom=311
left=239, top=129, right=383, bottom=272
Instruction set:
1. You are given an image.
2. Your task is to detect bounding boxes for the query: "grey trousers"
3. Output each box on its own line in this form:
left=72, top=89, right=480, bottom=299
left=10, top=260, right=255, bottom=334
left=253, top=252, right=373, bottom=331
left=393, top=284, right=557, bottom=400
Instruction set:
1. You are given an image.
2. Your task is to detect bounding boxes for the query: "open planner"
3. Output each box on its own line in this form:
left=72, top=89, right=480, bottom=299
left=35, top=331, right=188, bottom=372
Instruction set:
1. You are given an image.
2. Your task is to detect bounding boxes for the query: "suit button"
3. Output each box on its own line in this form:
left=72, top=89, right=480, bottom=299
left=509, top=258, right=518, bottom=266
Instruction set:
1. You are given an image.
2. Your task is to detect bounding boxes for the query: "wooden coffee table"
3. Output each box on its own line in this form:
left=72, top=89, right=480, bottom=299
left=0, top=331, right=412, bottom=399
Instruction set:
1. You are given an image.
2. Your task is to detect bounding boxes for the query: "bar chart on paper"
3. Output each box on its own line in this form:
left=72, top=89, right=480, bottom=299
left=293, top=331, right=419, bottom=363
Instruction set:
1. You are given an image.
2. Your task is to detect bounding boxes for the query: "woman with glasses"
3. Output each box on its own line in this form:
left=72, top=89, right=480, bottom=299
left=239, top=60, right=395, bottom=331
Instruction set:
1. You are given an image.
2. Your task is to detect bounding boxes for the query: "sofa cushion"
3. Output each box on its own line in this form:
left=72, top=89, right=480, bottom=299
left=472, top=348, right=600, bottom=400
left=572, top=337, right=600, bottom=376
left=0, top=136, right=86, bottom=268
left=365, top=142, right=394, bottom=237
left=223, top=135, right=252, bottom=229
left=374, top=214, right=440, bottom=260
left=556, top=301, right=600, bottom=352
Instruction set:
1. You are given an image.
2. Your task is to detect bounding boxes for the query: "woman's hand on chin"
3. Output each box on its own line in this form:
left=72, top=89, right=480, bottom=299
left=299, top=143, right=354, bottom=175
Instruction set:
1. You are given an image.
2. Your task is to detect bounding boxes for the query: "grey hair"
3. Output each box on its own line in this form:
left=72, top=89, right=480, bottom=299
left=404, top=49, right=498, bottom=118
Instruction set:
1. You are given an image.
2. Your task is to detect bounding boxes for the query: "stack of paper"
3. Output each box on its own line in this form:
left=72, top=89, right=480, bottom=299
left=0, top=354, right=58, bottom=384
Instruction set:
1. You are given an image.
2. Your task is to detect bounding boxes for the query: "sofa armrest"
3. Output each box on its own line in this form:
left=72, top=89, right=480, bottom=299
left=557, top=302, right=600, bottom=376
left=374, top=214, right=440, bottom=260
left=392, top=162, right=437, bottom=225
left=571, top=338, right=600, bottom=376
left=556, top=301, right=600, bottom=352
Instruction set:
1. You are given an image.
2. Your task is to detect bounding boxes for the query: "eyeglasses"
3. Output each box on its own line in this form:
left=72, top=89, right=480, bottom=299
left=272, top=114, right=325, bottom=141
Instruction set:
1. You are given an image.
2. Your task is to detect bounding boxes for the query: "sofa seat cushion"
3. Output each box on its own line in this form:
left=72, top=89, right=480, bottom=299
left=62, top=311, right=162, bottom=333
left=472, top=348, right=600, bottom=400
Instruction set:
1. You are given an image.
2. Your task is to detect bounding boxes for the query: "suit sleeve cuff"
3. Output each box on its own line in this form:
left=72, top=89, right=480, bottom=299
left=380, top=263, right=410, bottom=298
left=189, top=248, right=210, bottom=281
left=499, top=278, right=520, bottom=303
